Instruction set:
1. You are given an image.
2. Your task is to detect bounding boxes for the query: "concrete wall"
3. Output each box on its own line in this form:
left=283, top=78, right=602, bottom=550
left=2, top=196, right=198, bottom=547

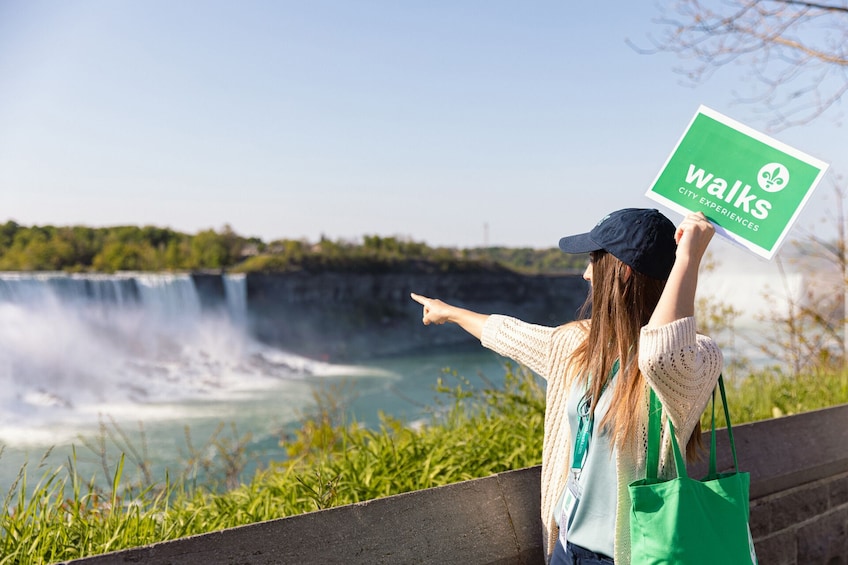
left=63, top=404, right=848, bottom=565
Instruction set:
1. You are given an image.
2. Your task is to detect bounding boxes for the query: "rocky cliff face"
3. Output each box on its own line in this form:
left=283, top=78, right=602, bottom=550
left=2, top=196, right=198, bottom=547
left=244, top=271, right=588, bottom=361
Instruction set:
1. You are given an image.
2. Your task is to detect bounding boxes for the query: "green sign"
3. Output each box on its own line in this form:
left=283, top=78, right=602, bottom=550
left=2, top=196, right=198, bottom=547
left=647, top=106, right=829, bottom=259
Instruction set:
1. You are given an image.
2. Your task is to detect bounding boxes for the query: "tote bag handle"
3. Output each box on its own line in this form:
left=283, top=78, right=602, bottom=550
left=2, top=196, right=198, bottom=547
left=646, top=375, right=738, bottom=480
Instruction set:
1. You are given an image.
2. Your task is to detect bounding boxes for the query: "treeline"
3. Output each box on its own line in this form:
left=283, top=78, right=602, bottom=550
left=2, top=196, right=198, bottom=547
left=0, top=222, right=248, bottom=272
left=0, top=221, right=587, bottom=274
left=237, top=237, right=585, bottom=274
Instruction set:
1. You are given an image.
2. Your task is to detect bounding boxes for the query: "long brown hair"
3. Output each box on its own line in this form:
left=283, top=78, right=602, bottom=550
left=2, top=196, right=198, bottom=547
left=569, top=250, right=702, bottom=460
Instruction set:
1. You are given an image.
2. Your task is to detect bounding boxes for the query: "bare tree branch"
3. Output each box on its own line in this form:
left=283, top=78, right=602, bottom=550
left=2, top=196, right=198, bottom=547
left=781, top=1, right=848, bottom=13
left=634, top=0, right=848, bottom=130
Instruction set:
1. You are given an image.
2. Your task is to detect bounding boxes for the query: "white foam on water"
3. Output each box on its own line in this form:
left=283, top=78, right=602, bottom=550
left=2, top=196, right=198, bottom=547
left=0, top=272, right=383, bottom=448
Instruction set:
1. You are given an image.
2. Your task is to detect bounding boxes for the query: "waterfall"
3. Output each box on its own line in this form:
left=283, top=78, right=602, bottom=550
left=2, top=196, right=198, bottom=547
left=0, top=272, right=324, bottom=446
left=134, top=273, right=203, bottom=323
left=223, top=273, right=248, bottom=328
left=0, top=272, right=138, bottom=307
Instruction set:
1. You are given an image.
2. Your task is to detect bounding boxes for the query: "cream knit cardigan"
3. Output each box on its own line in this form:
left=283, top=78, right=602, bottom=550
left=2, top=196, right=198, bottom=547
left=480, top=315, right=723, bottom=565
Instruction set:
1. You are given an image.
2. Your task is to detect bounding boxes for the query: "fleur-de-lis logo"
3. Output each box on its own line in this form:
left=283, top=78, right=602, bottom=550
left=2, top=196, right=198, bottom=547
left=757, top=163, right=790, bottom=193
left=762, top=167, right=783, bottom=188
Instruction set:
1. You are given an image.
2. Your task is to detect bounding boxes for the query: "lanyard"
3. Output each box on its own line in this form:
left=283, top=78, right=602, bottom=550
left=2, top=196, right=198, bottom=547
left=571, top=359, right=620, bottom=473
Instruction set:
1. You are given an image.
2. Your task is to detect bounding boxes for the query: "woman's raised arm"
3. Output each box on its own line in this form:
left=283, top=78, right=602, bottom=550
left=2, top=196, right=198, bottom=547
left=646, top=212, right=715, bottom=328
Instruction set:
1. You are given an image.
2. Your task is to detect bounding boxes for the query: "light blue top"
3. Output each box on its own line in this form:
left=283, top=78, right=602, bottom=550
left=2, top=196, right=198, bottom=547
left=553, top=377, right=617, bottom=557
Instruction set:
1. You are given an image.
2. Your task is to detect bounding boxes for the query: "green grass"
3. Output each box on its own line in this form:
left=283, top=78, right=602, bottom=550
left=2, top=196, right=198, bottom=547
left=3, top=363, right=848, bottom=564
left=709, top=366, right=848, bottom=427
left=0, top=365, right=544, bottom=564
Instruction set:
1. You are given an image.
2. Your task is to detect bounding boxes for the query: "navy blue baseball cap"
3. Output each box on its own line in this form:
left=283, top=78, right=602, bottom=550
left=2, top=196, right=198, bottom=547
left=558, top=208, right=677, bottom=280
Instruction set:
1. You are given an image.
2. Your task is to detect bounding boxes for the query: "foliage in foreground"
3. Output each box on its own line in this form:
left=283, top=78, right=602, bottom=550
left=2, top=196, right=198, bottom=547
left=0, top=366, right=544, bottom=564
left=3, top=363, right=848, bottom=564
left=710, top=366, right=848, bottom=427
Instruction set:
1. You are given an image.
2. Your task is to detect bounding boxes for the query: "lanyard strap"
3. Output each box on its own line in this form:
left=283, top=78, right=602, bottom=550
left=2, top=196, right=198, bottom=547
left=571, top=359, right=620, bottom=472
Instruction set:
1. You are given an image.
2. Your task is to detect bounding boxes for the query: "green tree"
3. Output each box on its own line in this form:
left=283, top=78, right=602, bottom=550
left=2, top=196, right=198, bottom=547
left=93, top=242, right=157, bottom=272
left=0, top=220, right=20, bottom=250
left=164, top=238, right=192, bottom=269
left=190, top=229, right=231, bottom=269
left=3, top=227, right=75, bottom=270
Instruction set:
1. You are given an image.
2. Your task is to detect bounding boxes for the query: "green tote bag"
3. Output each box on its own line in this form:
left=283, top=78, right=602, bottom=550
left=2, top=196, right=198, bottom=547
left=628, top=376, right=758, bottom=565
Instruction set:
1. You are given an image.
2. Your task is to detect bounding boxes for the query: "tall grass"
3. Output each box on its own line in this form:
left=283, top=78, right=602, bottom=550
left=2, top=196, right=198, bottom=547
left=2, top=363, right=847, bottom=564
left=709, top=366, right=848, bottom=427
left=0, top=365, right=544, bottom=564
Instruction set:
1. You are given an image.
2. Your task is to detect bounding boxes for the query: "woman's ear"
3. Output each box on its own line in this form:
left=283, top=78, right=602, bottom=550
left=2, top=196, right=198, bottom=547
left=622, top=265, right=632, bottom=282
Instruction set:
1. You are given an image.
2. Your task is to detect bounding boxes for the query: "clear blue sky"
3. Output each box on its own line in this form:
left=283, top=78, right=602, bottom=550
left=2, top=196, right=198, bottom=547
left=0, top=1, right=844, bottom=248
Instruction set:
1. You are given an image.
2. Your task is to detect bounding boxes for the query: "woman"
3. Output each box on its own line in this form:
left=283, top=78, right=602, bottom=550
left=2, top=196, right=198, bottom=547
left=411, top=209, right=722, bottom=565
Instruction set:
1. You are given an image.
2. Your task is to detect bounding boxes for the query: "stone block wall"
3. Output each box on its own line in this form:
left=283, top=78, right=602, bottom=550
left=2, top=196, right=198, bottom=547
left=751, top=471, right=848, bottom=564
left=740, top=403, right=848, bottom=564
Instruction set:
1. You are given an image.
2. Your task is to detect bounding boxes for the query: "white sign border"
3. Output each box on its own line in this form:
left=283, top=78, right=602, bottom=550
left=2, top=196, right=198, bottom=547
left=646, top=105, right=830, bottom=260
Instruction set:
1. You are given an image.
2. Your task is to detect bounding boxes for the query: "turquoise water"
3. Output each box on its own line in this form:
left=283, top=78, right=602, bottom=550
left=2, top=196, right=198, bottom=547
left=0, top=272, right=519, bottom=494
left=0, top=343, right=512, bottom=494
left=0, top=265, right=787, bottom=494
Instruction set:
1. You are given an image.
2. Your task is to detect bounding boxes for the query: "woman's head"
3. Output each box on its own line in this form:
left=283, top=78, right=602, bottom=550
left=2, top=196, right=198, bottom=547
left=560, top=209, right=682, bottom=455
left=584, top=249, right=666, bottom=329
left=560, top=208, right=677, bottom=281
left=562, top=208, right=676, bottom=350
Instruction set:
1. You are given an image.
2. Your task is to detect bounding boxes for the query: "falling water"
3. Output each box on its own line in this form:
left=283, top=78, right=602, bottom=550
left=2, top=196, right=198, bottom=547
left=0, top=272, right=345, bottom=447
left=0, top=248, right=826, bottom=491
left=0, top=271, right=505, bottom=494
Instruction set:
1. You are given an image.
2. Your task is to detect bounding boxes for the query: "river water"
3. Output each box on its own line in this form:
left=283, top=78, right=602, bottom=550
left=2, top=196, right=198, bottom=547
left=0, top=272, right=509, bottom=492
left=0, top=245, right=817, bottom=492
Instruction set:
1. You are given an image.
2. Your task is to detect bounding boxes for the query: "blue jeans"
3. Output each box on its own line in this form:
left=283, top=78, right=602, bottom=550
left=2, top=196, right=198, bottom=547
left=551, top=540, right=614, bottom=565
